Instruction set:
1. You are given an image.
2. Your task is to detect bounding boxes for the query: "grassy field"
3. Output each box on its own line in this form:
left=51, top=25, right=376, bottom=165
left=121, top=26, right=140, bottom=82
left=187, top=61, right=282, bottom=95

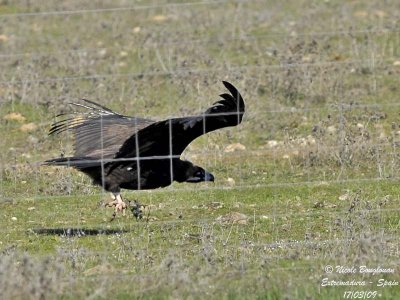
left=1, top=0, right=400, bottom=299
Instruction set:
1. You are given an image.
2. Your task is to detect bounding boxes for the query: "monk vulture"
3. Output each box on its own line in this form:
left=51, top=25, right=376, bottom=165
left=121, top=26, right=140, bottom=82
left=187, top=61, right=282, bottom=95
left=44, top=81, right=245, bottom=217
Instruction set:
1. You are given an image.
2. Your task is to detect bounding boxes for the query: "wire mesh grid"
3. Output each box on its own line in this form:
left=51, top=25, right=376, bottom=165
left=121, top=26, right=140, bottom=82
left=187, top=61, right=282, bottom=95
left=0, top=0, right=399, bottom=298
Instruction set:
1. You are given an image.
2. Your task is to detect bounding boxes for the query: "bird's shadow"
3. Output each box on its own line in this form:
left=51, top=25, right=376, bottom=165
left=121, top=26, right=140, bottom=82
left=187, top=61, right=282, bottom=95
left=32, top=228, right=128, bottom=237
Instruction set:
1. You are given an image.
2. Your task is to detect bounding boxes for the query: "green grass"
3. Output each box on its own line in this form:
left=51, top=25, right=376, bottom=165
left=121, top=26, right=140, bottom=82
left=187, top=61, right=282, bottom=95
left=1, top=182, right=399, bottom=298
left=1, top=0, right=400, bottom=299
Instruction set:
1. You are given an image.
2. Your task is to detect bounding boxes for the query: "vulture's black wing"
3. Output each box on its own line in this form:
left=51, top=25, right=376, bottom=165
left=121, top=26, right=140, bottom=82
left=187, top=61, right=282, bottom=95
left=113, top=81, right=245, bottom=160
left=49, top=99, right=154, bottom=159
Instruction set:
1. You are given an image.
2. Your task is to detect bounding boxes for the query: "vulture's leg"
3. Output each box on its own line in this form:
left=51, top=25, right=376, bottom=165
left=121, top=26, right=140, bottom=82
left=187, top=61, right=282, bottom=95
left=114, top=194, right=127, bottom=214
left=105, top=193, right=116, bottom=208
left=105, top=192, right=127, bottom=216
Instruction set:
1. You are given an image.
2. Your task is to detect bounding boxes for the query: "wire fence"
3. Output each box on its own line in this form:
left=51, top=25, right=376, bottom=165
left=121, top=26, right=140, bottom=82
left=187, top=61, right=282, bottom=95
left=1, top=26, right=398, bottom=59
left=0, top=0, right=229, bottom=18
left=0, top=57, right=392, bottom=86
left=2, top=55, right=399, bottom=202
left=2, top=58, right=398, bottom=198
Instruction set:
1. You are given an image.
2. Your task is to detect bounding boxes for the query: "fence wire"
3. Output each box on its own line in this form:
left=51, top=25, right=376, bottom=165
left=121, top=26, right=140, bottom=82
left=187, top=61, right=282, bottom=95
left=0, top=26, right=398, bottom=59
left=0, top=57, right=393, bottom=86
left=0, top=0, right=228, bottom=18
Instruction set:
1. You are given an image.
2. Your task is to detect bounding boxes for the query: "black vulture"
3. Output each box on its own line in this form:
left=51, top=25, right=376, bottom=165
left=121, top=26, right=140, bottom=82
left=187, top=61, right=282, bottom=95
left=44, top=81, right=245, bottom=216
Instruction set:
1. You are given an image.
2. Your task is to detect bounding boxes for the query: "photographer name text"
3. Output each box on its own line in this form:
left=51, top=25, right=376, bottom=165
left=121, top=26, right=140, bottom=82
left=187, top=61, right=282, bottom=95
left=324, top=265, right=395, bottom=275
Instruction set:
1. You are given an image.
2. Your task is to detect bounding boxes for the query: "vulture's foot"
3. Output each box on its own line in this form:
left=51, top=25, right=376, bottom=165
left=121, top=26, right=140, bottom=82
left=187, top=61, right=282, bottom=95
left=106, top=193, right=127, bottom=221
left=106, top=200, right=127, bottom=213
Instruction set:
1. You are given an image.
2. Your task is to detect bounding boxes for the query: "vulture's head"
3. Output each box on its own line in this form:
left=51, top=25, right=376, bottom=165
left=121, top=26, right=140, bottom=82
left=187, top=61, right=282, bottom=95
left=174, top=160, right=214, bottom=183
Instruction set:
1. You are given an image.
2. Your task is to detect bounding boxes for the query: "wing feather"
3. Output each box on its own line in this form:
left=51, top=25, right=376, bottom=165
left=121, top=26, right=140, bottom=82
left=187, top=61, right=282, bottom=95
left=49, top=99, right=154, bottom=159
left=113, top=81, right=245, bottom=161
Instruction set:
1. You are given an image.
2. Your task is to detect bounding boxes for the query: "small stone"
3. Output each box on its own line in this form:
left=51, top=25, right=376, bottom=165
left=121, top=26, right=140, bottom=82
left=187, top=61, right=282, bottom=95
left=0, top=34, right=9, bottom=42
left=297, top=137, right=307, bottom=147
left=266, top=140, right=278, bottom=148
left=374, top=10, right=386, bottom=18
left=132, top=27, right=141, bottom=33
left=216, top=212, right=248, bottom=225
left=3, top=112, right=26, bottom=122
left=226, top=177, right=235, bottom=186
left=11, top=217, right=17, bottom=221
left=302, top=55, right=312, bottom=63
left=98, top=49, right=107, bottom=57
left=353, top=11, right=368, bottom=18
left=307, top=135, right=316, bottom=145
left=327, top=126, right=336, bottom=134
left=20, top=123, right=37, bottom=132
left=224, top=143, right=246, bottom=153
left=152, top=15, right=168, bottom=22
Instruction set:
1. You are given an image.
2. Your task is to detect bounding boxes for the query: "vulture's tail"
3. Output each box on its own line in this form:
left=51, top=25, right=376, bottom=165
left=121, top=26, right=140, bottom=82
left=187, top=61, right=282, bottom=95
left=43, top=157, right=101, bottom=169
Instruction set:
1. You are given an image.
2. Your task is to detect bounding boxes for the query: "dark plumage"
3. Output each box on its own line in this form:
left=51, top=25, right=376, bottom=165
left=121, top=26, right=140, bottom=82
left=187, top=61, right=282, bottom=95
left=44, top=81, right=245, bottom=215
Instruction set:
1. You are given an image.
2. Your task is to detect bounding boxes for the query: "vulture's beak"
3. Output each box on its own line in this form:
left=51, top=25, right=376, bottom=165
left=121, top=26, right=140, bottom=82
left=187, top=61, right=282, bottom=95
left=204, top=171, right=215, bottom=182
